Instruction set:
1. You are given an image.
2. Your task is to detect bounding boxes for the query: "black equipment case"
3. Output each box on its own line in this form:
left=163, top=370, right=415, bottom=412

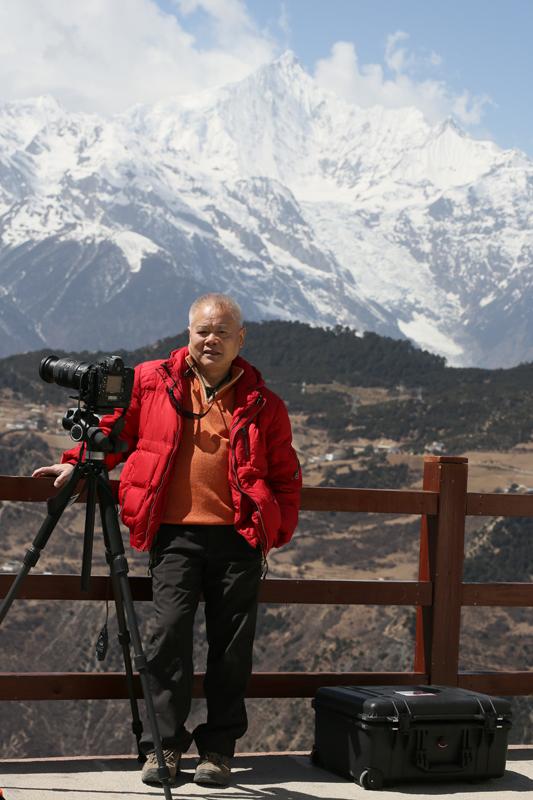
left=312, top=685, right=511, bottom=790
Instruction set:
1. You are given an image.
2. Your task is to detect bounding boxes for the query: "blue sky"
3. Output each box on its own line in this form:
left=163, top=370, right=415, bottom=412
left=0, top=0, right=530, bottom=156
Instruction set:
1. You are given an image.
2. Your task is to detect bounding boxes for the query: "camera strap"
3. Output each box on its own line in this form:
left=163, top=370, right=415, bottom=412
left=167, top=385, right=216, bottom=420
left=165, top=365, right=231, bottom=420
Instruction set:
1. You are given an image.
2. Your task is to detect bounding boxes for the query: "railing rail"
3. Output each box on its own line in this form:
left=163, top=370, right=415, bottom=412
left=2, top=454, right=533, bottom=700
left=0, top=574, right=433, bottom=605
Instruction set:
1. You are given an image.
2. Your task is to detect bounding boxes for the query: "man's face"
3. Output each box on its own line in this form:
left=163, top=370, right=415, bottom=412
left=188, top=303, right=245, bottom=378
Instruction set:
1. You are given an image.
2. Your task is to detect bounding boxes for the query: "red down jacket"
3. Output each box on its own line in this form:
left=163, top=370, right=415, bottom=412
left=62, top=347, right=302, bottom=554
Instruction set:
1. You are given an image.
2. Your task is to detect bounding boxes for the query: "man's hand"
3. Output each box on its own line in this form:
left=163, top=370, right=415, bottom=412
left=32, top=463, right=75, bottom=489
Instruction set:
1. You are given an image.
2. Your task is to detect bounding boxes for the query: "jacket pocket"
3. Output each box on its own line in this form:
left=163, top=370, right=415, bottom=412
left=121, top=448, right=161, bottom=489
left=251, top=485, right=282, bottom=551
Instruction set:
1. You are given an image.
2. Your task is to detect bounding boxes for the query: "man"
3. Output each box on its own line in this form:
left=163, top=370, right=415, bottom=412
left=32, top=293, right=302, bottom=787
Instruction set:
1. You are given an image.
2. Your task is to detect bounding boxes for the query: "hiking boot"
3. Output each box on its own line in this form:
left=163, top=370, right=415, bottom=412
left=141, top=748, right=181, bottom=784
left=194, top=752, right=232, bottom=786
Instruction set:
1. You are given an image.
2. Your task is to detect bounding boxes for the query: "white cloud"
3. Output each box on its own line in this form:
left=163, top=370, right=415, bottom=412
left=315, top=34, right=492, bottom=127
left=0, top=0, right=277, bottom=114
left=385, top=31, right=413, bottom=74
left=0, top=4, right=492, bottom=131
left=176, top=0, right=274, bottom=57
left=452, top=90, right=493, bottom=126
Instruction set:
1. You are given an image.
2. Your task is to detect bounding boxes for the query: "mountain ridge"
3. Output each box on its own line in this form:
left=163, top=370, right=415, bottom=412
left=0, top=53, right=532, bottom=366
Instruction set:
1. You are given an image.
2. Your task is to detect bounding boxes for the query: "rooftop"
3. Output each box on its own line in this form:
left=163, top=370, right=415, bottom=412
left=2, top=748, right=533, bottom=800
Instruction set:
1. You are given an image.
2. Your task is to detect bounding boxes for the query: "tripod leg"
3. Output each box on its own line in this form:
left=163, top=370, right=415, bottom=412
left=103, top=550, right=144, bottom=760
left=96, top=472, right=173, bottom=800
left=0, top=463, right=85, bottom=624
left=80, top=476, right=98, bottom=592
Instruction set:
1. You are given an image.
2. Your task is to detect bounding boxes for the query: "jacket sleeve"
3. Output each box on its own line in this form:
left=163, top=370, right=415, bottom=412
left=266, top=396, right=302, bottom=548
left=61, top=364, right=142, bottom=471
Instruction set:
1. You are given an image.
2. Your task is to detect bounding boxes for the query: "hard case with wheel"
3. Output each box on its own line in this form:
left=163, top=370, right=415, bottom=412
left=312, top=685, right=511, bottom=790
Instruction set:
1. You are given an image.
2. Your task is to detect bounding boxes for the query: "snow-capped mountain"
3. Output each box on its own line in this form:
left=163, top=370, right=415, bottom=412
left=0, top=52, right=532, bottom=367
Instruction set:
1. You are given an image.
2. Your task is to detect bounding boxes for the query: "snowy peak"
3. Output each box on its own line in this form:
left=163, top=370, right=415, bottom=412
left=247, top=50, right=308, bottom=90
left=390, top=117, right=496, bottom=192
left=114, top=55, right=506, bottom=202
left=0, top=96, right=68, bottom=153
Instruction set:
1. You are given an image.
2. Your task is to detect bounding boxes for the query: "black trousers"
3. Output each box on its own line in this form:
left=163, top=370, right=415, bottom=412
left=140, top=523, right=262, bottom=758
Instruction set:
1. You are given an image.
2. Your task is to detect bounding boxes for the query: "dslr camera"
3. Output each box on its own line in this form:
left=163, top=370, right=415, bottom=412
left=39, top=354, right=134, bottom=412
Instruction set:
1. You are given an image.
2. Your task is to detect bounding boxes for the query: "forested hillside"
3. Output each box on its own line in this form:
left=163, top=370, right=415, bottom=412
left=2, top=321, right=533, bottom=451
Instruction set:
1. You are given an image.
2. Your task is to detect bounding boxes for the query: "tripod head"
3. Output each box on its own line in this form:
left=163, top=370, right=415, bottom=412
left=58, top=406, right=130, bottom=591
left=62, top=407, right=129, bottom=454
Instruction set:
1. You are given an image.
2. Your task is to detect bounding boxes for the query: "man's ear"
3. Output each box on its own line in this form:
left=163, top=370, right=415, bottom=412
left=239, top=326, right=246, bottom=349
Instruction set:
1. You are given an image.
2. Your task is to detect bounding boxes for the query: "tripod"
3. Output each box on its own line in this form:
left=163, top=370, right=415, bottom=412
left=0, top=438, right=174, bottom=799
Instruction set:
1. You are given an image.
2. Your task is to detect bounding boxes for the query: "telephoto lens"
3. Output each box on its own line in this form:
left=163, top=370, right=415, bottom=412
left=39, top=355, right=92, bottom=391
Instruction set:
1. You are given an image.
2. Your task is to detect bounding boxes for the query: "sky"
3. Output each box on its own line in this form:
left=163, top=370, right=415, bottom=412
left=0, top=0, right=531, bottom=156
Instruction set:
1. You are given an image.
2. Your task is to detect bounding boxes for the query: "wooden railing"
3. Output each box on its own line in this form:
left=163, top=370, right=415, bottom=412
left=1, top=454, right=533, bottom=701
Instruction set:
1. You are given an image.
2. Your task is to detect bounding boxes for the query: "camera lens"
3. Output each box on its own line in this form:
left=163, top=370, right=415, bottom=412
left=39, top=355, right=59, bottom=383
left=39, top=355, right=92, bottom=391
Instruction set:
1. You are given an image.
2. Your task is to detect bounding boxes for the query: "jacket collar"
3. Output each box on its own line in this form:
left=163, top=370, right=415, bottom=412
left=184, top=354, right=243, bottom=403
left=157, top=346, right=265, bottom=402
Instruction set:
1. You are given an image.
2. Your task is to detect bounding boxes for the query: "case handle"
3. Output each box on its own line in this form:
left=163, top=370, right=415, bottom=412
left=415, top=729, right=473, bottom=774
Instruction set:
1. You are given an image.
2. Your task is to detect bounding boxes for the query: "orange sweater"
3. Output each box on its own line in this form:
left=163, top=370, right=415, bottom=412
left=161, top=363, right=243, bottom=525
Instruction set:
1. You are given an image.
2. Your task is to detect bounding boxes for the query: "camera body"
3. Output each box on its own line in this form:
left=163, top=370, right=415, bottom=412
left=39, top=354, right=134, bottom=412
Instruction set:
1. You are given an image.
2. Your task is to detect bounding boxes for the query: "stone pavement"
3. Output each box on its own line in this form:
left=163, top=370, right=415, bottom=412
left=1, top=748, right=533, bottom=800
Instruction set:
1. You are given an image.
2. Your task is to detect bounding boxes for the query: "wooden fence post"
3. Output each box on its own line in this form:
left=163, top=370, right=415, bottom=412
left=415, top=456, right=468, bottom=685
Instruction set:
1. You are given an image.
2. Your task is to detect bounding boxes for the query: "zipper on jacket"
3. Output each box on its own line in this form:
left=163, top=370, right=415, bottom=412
left=241, top=426, right=250, bottom=460
left=231, top=450, right=269, bottom=576
left=229, top=393, right=264, bottom=440
left=230, top=394, right=269, bottom=575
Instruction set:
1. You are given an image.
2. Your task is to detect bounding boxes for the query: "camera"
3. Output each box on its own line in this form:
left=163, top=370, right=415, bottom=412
left=39, top=354, right=134, bottom=411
